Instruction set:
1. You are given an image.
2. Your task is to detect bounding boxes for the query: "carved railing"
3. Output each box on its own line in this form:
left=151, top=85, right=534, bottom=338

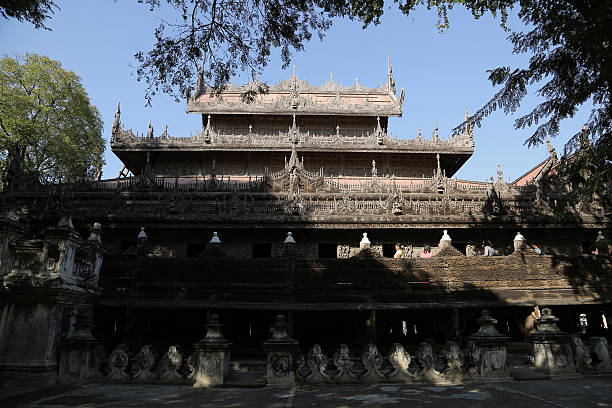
left=3, top=172, right=560, bottom=202
left=6, top=167, right=604, bottom=219
left=91, top=176, right=268, bottom=193
left=111, top=128, right=474, bottom=150
left=88, top=174, right=495, bottom=196
left=4, top=189, right=584, bottom=219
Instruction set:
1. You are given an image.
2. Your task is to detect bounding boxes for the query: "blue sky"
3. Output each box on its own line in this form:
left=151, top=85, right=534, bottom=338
left=0, top=1, right=591, bottom=182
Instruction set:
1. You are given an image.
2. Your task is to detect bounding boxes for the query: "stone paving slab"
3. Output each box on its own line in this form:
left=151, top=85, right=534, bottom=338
left=1, top=377, right=611, bottom=408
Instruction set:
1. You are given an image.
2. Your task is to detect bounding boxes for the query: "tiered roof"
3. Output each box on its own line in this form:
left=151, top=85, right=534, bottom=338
left=187, top=66, right=404, bottom=117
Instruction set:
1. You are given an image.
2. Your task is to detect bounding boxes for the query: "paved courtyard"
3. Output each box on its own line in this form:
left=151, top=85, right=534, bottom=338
left=1, top=376, right=612, bottom=408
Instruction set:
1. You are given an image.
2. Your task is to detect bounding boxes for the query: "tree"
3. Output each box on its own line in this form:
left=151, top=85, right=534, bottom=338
left=0, top=54, right=105, bottom=185
left=0, top=0, right=58, bottom=29
left=451, top=0, right=611, bottom=211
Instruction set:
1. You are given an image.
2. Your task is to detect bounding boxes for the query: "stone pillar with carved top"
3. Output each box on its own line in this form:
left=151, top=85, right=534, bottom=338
left=1, top=219, right=104, bottom=384
left=192, top=314, right=232, bottom=387
left=263, top=314, right=299, bottom=387
left=59, top=308, right=105, bottom=383
left=0, top=209, right=28, bottom=280
left=513, top=231, right=527, bottom=253
left=465, top=310, right=510, bottom=380
left=528, top=308, right=575, bottom=375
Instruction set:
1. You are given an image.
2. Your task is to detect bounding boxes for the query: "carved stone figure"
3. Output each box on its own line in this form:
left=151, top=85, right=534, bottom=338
left=156, top=345, right=185, bottom=382
left=590, top=337, right=611, bottom=371
left=305, top=344, right=330, bottom=382
left=524, top=306, right=541, bottom=336
left=386, top=343, right=413, bottom=382
left=337, top=245, right=350, bottom=259
left=360, top=343, right=385, bottom=381
left=440, top=341, right=464, bottom=381
left=268, top=353, right=291, bottom=377
left=294, top=352, right=306, bottom=382
left=332, top=344, right=358, bottom=382
left=570, top=336, right=592, bottom=371
left=463, top=341, right=480, bottom=377
left=391, top=199, right=402, bottom=215
left=415, top=342, right=440, bottom=381
left=106, top=344, right=130, bottom=380
left=131, top=345, right=157, bottom=380
left=465, top=244, right=478, bottom=257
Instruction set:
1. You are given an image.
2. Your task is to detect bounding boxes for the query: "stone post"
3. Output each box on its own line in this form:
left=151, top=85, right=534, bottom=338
left=439, top=229, right=452, bottom=249
left=359, top=232, right=371, bottom=250
left=263, top=314, right=299, bottom=387
left=209, top=232, right=222, bottom=246
left=466, top=310, right=510, bottom=380
left=137, top=227, right=147, bottom=248
left=283, top=232, right=296, bottom=256
left=192, top=314, right=231, bottom=387
left=528, top=308, right=575, bottom=375
left=59, top=309, right=105, bottom=383
left=513, top=231, right=526, bottom=252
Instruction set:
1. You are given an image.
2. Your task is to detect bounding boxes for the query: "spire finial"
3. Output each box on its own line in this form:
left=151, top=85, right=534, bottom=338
left=464, top=107, right=473, bottom=137
left=386, top=34, right=396, bottom=94
left=496, top=162, right=504, bottom=183
left=546, top=137, right=558, bottom=164
left=147, top=121, right=153, bottom=140
left=387, top=33, right=391, bottom=74
left=112, top=102, right=121, bottom=137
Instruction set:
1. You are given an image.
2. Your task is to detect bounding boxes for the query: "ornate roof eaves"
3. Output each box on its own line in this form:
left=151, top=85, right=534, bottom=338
left=110, top=142, right=474, bottom=155
left=186, top=100, right=403, bottom=117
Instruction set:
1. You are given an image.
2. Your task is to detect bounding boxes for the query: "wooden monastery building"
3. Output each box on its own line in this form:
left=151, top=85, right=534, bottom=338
left=0, top=66, right=610, bottom=386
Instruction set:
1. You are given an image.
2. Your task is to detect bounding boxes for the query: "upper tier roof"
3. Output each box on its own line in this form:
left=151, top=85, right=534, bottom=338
left=186, top=67, right=404, bottom=116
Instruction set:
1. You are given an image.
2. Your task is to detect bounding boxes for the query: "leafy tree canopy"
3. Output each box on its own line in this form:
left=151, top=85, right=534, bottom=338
left=0, top=54, right=105, bottom=184
left=0, top=0, right=58, bottom=29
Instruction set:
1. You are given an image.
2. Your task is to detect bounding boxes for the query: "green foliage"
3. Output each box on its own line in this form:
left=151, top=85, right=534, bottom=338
left=0, top=54, right=105, bottom=184
left=0, top=0, right=58, bottom=29
left=134, top=0, right=519, bottom=105
left=451, top=0, right=611, bottom=210
left=135, top=0, right=348, bottom=103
